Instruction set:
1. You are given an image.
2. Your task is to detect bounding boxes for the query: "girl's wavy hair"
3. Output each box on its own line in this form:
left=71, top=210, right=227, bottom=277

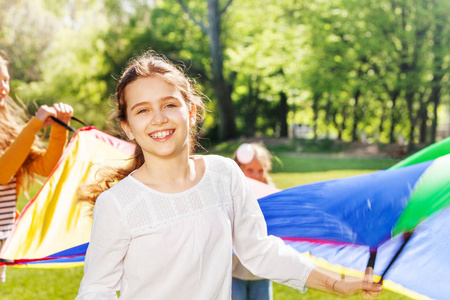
left=0, top=53, right=44, bottom=192
left=79, top=51, right=206, bottom=207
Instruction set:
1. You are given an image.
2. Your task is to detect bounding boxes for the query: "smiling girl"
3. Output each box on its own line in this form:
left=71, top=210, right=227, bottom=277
left=76, top=51, right=381, bottom=300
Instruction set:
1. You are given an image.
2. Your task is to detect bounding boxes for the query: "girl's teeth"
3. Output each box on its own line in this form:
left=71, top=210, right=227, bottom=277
left=151, top=130, right=172, bottom=138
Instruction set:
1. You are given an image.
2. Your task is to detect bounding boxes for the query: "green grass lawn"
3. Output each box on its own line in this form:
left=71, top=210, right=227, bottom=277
left=1, top=154, right=412, bottom=299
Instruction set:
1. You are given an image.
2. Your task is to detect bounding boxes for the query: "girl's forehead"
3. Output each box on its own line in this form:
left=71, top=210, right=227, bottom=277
left=243, top=158, right=264, bottom=169
left=128, top=76, right=177, bottom=94
left=124, top=76, right=186, bottom=106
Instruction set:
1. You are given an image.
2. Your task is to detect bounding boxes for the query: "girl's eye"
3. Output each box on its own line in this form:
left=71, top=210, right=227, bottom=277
left=165, top=103, right=176, bottom=109
left=137, top=108, right=148, bottom=114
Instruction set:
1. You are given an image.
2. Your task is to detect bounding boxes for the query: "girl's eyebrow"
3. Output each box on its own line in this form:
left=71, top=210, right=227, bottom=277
left=130, top=101, right=150, bottom=111
left=130, top=96, right=180, bottom=111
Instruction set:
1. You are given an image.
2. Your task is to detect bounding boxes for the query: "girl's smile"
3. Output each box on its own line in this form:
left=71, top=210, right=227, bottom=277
left=149, top=129, right=175, bottom=140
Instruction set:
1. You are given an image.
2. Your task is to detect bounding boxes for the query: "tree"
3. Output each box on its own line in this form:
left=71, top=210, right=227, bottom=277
left=177, top=0, right=237, bottom=140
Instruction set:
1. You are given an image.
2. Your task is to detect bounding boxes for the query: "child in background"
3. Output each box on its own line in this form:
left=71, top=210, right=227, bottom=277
left=233, top=143, right=274, bottom=186
left=232, top=142, right=275, bottom=300
left=75, top=51, right=382, bottom=300
left=0, top=53, right=73, bottom=282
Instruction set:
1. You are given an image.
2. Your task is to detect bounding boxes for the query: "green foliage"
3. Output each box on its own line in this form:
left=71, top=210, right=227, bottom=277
left=0, top=1, right=60, bottom=83
left=0, top=0, right=448, bottom=142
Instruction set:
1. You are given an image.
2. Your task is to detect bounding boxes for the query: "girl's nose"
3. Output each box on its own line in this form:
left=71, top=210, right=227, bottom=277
left=252, top=173, right=263, bottom=181
left=151, top=110, right=168, bottom=125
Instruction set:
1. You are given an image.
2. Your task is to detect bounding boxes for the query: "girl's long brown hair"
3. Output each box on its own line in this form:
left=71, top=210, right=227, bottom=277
left=0, top=54, right=45, bottom=192
left=79, top=51, right=205, bottom=207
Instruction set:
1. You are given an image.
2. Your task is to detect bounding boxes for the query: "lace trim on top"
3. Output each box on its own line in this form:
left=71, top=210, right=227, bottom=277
left=108, top=155, right=234, bottom=238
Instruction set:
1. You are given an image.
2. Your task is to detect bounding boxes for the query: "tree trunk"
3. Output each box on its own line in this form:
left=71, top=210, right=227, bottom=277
left=430, top=85, right=441, bottom=143
left=279, top=91, right=288, bottom=137
left=378, top=104, right=387, bottom=141
left=178, top=0, right=236, bottom=141
left=351, top=88, right=361, bottom=142
left=418, top=101, right=428, bottom=144
left=388, top=89, right=401, bottom=144
left=207, top=0, right=236, bottom=140
left=312, top=93, right=321, bottom=139
left=405, top=89, right=417, bottom=150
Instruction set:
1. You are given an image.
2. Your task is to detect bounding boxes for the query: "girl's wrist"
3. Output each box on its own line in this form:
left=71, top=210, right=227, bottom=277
left=332, top=279, right=341, bottom=294
left=29, top=116, right=44, bottom=130
left=325, top=277, right=340, bottom=294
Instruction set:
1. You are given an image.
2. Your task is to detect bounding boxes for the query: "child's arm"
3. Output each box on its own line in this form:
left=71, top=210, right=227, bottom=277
left=27, top=123, right=68, bottom=177
left=230, top=159, right=314, bottom=292
left=230, top=159, right=381, bottom=296
left=0, top=117, right=42, bottom=184
left=76, top=192, right=130, bottom=300
left=28, top=102, right=72, bottom=176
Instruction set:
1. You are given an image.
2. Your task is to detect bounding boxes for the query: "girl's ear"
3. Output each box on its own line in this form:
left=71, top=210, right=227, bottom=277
left=189, top=103, right=196, bottom=127
left=121, top=121, right=135, bottom=140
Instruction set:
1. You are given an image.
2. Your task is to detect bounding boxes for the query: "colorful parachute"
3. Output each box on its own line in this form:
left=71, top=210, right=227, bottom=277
left=0, top=127, right=134, bottom=267
left=1, top=128, right=449, bottom=300
left=259, top=137, right=450, bottom=299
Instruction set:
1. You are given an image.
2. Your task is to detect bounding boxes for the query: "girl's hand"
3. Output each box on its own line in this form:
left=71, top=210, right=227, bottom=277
left=52, top=102, right=73, bottom=124
left=361, top=266, right=383, bottom=299
left=307, top=267, right=382, bottom=297
left=333, top=276, right=382, bottom=298
left=35, top=105, right=57, bottom=127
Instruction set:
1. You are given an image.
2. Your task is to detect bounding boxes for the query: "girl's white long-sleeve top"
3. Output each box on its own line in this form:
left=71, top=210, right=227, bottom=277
left=76, top=155, right=315, bottom=300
